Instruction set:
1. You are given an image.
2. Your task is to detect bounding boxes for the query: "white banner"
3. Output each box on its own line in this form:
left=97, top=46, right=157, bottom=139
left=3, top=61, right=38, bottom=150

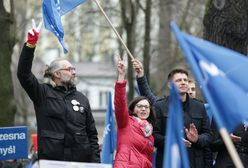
left=38, top=160, right=112, bottom=168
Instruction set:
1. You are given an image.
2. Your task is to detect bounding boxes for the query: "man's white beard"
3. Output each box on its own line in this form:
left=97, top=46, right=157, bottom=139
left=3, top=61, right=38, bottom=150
left=61, top=74, right=78, bottom=87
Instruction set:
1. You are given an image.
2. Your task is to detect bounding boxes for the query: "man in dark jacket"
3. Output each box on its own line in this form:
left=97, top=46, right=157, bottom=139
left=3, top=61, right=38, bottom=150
left=188, top=79, right=214, bottom=168
left=132, top=59, right=212, bottom=168
left=211, top=122, right=248, bottom=168
left=17, top=20, right=100, bottom=162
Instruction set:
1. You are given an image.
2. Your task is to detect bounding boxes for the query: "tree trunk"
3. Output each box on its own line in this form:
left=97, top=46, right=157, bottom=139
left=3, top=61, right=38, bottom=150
left=12, top=0, right=31, bottom=126
left=143, top=0, right=152, bottom=83
left=120, top=0, right=138, bottom=102
left=203, top=0, right=248, bottom=55
left=0, top=0, right=16, bottom=126
left=152, top=0, right=173, bottom=96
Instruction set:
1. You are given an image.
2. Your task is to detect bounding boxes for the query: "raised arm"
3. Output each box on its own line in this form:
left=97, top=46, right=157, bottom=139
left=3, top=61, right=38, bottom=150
left=114, top=59, right=129, bottom=128
left=132, top=59, right=157, bottom=105
left=17, top=20, right=44, bottom=104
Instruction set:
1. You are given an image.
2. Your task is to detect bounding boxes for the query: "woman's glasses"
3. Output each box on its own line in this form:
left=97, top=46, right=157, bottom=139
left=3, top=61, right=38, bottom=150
left=136, top=104, right=150, bottom=110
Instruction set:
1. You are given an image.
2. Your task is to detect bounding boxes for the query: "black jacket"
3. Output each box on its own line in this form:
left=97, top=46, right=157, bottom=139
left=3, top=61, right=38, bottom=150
left=17, top=44, right=100, bottom=162
left=211, top=122, right=248, bottom=168
left=137, top=76, right=213, bottom=168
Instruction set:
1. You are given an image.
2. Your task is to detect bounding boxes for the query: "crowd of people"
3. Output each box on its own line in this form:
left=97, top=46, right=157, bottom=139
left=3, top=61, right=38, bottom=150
left=15, top=20, right=248, bottom=168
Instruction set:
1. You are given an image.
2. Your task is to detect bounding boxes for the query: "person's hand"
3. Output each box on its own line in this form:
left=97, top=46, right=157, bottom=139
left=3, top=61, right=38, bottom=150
left=132, top=59, right=144, bottom=77
left=185, top=123, right=199, bottom=143
left=27, top=19, right=42, bottom=46
left=117, top=57, right=125, bottom=82
left=230, top=133, right=241, bottom=142
left=182, top=138, right=192, bottom=148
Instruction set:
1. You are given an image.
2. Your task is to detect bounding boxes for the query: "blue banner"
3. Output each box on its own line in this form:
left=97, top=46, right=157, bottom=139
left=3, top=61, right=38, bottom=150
left=0, top=126, right=28, bottom=160
left=101, top=92, right=116, bottom=164
left=170, top=21, right=248, bottom=132
left=163, top=83, right=189, bottom=168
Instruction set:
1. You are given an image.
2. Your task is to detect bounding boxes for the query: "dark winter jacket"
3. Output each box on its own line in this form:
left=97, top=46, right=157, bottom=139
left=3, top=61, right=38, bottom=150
left=137, top=76, right=213, bottom=168
left=17, top=44, right=100, bottom=162
left=211, top=123, right=248, bottom=168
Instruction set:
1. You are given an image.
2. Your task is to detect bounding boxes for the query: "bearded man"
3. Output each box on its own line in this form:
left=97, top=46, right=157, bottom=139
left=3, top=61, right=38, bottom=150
left=17, top=20, right=100, bottom=162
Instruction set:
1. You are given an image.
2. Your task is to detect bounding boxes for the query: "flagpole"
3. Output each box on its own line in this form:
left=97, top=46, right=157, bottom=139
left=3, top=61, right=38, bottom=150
left=219, top=128, right=244, bottom=168
left=92, top=0, right=135, bottom=60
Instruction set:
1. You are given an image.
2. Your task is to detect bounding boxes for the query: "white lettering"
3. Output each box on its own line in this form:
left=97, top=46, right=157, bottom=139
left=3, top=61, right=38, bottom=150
left=102, top=124, right=111, bottom=139
left=171, top=144, right=180, bottom=168
left=0, top=133, right=26, bottom=141
left=0, top=146, right=16, bottom=156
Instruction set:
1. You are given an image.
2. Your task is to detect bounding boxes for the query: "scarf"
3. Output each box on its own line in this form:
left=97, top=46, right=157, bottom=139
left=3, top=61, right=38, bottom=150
left=133, top=116, right=153, bottom=137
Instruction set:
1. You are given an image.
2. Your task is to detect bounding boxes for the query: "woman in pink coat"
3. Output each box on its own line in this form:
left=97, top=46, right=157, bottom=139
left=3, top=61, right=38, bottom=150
left=114, top=59, right=155, bottom=168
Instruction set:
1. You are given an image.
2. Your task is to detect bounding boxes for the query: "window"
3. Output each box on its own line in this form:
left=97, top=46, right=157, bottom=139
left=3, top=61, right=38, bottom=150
left=99, top=91, right=108, bottom=108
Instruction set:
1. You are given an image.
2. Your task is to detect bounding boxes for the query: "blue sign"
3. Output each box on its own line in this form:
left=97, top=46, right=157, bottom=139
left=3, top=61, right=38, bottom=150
left=0, top=126, right=28, bottom=160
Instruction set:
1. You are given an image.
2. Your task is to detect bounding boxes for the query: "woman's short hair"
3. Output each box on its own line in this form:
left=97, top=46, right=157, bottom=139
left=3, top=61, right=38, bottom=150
left=128, top=96, right=156, bottom=126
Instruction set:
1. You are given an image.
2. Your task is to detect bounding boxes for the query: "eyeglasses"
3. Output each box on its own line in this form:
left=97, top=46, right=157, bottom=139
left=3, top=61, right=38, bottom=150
left=136, top=104, right=150, bottom=110
left=59, top=67, right=76, bottom=72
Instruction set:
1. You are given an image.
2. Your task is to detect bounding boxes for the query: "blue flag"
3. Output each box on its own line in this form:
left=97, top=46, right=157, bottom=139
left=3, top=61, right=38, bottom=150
left=163, top=83, right=189, bottom=168
left=25, top=161, right=32, bottom=168
left=171, top=22, right=248, bottom=132
left=101, top=92, right=117, bottom=164
left=42, top=0, right=87, bottom=53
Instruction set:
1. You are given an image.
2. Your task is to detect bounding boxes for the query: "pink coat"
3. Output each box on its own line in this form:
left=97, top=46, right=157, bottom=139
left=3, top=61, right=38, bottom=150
left=114, top=81, right=154, bottom=168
